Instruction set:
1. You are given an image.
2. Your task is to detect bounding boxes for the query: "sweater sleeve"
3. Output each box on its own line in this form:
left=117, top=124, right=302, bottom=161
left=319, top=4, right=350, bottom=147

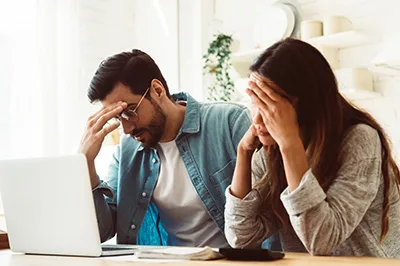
left=280, top=124, right=382, bottom=255
left=225, top=149, right=280, bottom=248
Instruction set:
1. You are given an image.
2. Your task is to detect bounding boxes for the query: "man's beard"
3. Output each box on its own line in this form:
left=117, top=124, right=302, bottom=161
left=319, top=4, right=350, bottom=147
left=130, top=102, right=166, bottom=148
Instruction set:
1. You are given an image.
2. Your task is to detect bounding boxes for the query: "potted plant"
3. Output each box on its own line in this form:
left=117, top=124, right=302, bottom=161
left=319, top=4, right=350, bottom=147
left=203, top=33, right=235, bottom=102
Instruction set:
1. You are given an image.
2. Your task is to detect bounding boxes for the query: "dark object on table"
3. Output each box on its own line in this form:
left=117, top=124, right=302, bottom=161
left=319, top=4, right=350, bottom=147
left=219, top=248, right=285, bottom=261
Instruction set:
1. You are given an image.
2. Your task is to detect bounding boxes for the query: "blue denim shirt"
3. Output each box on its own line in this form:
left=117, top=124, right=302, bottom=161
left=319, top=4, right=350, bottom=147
left=92, top=92, right=251, bottom=245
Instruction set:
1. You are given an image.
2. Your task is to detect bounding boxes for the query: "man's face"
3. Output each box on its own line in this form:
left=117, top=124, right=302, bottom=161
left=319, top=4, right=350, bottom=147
left=102, top=83, right=166, bottom=148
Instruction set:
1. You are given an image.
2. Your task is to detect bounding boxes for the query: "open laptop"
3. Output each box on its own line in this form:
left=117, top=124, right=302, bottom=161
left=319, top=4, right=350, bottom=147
left=0, top=154, right=139, bottom=257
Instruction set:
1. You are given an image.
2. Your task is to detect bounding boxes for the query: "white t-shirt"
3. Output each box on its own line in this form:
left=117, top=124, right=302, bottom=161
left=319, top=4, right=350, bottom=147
left=152, top=140, right=229, bottom=248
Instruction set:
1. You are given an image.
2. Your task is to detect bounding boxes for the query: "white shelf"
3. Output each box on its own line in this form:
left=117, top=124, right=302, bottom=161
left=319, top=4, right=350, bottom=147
left=232, top=48, right=263, bottom=63
left=232, top=30, right=375, bottom=64
left=232, top=31, right=375, bottom=63
left=234, top=78, right=379, bottom=102
left=231, top=30, right=378, bottom=80
left=231, top=49, right=264, bottom=77
left=304, top=30, right=376, bottom=49
left=369, top=64, right=400, bottom=76
left=340, top=89, right=380, bottom=101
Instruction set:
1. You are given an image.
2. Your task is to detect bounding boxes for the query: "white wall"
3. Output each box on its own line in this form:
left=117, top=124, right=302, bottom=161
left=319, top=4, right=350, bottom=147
left=79, top=0, right=137, bottom=108
left=0, top=216, right=5, bottom=232
left=215, top=0, right=400, bottom=159
left=81, top=0, right=220, bottom=104
left=132, top=0, right=214, bottom=99
left=297, top=0, right=400, bottom=159
left=178, top=0, right=214, bottom=100
left=132, top=0, right=180, bottom=93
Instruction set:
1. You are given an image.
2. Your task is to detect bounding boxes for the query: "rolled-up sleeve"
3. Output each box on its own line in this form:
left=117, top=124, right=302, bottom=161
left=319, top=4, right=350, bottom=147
left=92, top=146, right=120, bottom=243
left=93, top=180, right=115, bottom=199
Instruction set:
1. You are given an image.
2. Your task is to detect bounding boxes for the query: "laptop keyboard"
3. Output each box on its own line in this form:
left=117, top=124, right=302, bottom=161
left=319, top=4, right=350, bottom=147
left=102, top=246, right=136, bottom=251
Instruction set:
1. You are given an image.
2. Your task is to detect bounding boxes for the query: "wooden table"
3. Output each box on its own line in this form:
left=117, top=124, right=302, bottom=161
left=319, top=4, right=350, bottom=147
left=0, top=231, right=9, bottom=249
left=0, top=250, right=399, bottom=266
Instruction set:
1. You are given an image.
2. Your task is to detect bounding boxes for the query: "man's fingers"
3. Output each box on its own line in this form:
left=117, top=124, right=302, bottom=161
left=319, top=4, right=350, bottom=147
left=96, top=121, right=121, bottom=139
left=89, top=102, right=126, bottom=127
left=91, top=106, right=124, bottom=132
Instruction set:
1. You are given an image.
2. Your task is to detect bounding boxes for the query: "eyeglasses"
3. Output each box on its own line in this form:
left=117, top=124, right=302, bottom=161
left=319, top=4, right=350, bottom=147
left=116, top=87, right=150, bottom=122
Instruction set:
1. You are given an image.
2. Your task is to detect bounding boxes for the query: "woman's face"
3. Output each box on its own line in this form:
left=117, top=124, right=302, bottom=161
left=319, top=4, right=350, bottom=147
left=248, top=72, right=297, bottom=147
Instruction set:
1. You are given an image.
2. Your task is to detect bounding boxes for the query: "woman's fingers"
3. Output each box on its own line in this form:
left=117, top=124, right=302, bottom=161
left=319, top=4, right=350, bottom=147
left=250, top=72, right=287, bottom=102
left=248, top=82, right=276, bottom=107
left=246, top=88, right=271, bottom=118
left=255, top=80, right=282, bottom=102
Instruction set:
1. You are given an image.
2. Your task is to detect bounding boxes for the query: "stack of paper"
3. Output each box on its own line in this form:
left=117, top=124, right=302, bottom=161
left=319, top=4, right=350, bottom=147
left=135, top=246, right=224, bottom=260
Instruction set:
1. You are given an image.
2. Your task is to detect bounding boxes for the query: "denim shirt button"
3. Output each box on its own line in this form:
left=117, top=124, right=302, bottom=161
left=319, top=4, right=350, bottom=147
left=131, top=224, right=136, bottom=230
left=152, top=158, right=157, bottom=163
left=141, top=192, right=147, bottom=197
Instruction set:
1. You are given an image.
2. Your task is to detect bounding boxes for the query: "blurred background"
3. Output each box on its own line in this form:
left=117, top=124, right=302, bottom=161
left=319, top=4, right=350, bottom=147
left=1, top=0, right=400, bottom=224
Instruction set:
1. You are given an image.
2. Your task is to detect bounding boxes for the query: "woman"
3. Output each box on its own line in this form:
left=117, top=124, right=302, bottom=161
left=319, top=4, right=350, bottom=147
left=225, top=38, right=400, bottom=257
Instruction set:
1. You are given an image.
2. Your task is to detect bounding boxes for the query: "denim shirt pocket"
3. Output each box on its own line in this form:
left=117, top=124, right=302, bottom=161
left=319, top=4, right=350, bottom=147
left=210, top=159, right=236, bottom=201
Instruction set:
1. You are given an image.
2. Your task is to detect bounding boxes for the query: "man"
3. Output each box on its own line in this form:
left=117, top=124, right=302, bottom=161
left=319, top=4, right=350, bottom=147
left=78, top=49, right=251, bottom=247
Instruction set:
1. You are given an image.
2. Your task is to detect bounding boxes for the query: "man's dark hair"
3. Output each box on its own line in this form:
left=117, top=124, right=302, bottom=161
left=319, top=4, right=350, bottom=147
left=88, top=49, right=171, bottom=103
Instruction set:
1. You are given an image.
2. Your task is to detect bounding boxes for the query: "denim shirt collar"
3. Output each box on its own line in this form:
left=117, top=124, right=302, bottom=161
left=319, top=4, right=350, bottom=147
left=136, top=92, right=200, bottom=151
left=173, top=92, right=201, bottom=135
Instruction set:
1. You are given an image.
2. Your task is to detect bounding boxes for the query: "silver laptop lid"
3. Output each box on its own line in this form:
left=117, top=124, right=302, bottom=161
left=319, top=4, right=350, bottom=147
left=0, top=154, right=103, bottom=256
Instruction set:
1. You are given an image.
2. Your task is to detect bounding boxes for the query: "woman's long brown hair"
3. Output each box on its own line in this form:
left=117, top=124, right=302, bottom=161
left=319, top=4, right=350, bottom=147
left=250, top=38, right=400, bottom=242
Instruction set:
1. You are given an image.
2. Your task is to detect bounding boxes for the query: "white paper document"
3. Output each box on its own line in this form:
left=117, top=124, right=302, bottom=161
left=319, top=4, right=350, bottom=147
left=134, top=246, right=224, bottom=260
left=101, top=255, right=184, bottom=263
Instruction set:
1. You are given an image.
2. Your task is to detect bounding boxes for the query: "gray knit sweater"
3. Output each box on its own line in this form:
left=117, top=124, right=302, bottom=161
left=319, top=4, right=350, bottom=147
left=225, top=124, right=400, bottom=258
